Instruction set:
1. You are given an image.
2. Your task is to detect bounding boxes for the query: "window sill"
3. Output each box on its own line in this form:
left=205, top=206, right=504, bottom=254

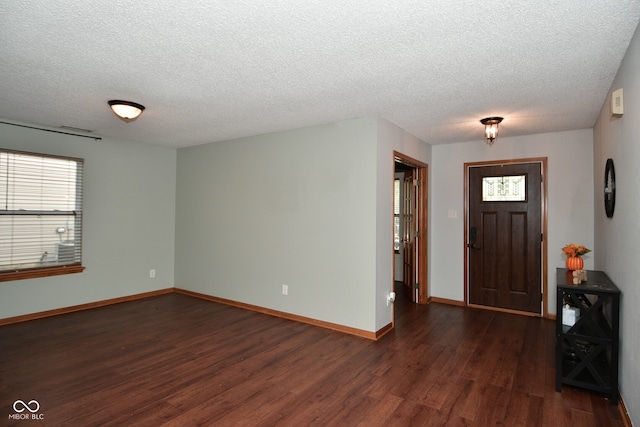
left=0, top=264, right=85, bottom=282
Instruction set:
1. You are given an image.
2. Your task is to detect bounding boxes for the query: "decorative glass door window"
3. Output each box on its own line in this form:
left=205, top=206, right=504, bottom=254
left=482, top=175, right=526, bottom=201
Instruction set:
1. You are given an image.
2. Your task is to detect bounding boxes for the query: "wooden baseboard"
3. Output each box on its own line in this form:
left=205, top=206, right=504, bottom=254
left=174, top=288, right=385, bottom=340
left=1, top=287, right=391, bottom=340
left=431, top=297, right=465, bottom=307
left=619, top=393, right=633, bottom=427
left=468, top=303, right=541, bottom=317
left=375, top=322, right=394, bottom=340
left=429, top=297, right=559, bottom=321
left=0, top=288, right=174, bottom=326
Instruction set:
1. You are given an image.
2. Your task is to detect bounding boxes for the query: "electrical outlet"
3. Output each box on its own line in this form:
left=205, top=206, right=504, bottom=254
left=149, top=269, right=156, bottom=278
left=282, top=284, right=288, bottom=295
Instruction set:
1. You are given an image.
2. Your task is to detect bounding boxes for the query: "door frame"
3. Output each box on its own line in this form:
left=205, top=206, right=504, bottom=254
left=393, top=151, right=429, bottom=305
left=464, top=157, right=549, bottom=317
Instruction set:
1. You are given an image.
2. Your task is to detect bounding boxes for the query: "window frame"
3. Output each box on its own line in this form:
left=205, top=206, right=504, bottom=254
left=0, top=149, right=85, bottom=282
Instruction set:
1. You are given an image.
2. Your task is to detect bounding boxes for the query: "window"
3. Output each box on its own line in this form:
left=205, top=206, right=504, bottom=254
left=0, top=149, right=85, bottom=281
left=482, top=175, right=526, bottom=202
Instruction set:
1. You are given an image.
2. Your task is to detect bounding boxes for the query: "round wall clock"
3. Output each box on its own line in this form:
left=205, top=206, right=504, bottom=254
left=604, top=158, right=616, bottom=218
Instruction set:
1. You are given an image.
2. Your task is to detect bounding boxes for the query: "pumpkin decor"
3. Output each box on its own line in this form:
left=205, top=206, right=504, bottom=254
left=562, top=243, right=591, bottom=271
left=565, top=256, right=584, bottom=271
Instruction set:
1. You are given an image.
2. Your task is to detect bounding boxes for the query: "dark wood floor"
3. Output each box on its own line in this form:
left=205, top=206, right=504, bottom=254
left=0, top=292, right=624, bottom=426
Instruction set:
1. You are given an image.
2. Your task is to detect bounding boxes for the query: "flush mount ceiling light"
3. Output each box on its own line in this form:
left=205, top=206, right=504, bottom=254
left=480, top=117, right=503, bottom=146
left=108, top=100, right=145, bottom=122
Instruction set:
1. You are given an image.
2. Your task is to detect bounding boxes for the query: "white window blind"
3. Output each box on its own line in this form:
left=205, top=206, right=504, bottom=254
left=0, top=149, right=84, bottom=277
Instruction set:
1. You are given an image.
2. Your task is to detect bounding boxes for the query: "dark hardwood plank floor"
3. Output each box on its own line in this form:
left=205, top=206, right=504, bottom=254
left=0, top=292, right=624, bottom=426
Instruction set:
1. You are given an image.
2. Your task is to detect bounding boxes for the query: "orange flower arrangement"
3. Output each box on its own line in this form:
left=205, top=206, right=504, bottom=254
left=562, top=243, right=591, bottom=258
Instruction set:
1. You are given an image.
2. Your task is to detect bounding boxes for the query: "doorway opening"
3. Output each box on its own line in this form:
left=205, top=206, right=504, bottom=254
left=464, top=158, right=548, bottom=316
left=393, top=152, right=429, bottom=310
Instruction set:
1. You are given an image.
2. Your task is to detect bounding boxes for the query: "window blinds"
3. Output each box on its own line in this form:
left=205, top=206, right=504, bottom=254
left=0, top=149, right=84, bottom=272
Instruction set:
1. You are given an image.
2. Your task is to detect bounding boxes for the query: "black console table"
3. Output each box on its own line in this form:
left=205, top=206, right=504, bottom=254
left=556, top=268, right=620, bottom=404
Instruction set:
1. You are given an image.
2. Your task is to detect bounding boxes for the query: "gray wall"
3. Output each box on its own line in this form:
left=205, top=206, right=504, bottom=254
left=593, top=23, right=640, bottom=424
left=174, top=116, right=431, bottom=333
left=0, top=122, right=176, bottom=319
left=176, top=117, right=380, bottom=331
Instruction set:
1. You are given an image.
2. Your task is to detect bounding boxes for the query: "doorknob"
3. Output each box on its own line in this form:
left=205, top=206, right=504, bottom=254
left=467, top=242, right=481, bottom=250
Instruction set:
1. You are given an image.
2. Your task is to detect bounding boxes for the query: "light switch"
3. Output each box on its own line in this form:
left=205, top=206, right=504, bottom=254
left=612, top=88, right=623, bottom=116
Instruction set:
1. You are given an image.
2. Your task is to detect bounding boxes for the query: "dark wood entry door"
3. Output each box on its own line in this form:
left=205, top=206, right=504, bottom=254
left=468, top=163, right=542, bottom=313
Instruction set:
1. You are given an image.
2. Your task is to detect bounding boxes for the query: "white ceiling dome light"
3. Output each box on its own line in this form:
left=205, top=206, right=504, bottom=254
left=108, top=100, right=145, bottom=122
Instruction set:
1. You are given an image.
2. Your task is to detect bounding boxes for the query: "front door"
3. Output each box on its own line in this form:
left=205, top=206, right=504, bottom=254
left=468, top=162, right=542, bottom=314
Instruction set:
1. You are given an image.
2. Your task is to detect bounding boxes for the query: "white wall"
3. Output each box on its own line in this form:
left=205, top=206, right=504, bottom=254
left=0, top=122, right=177, bottom=320
left=430, top=129, right=594, bottom=313
left=175, top=117, right=380, bottom=332
left=593, top=22, right=640, bottom=424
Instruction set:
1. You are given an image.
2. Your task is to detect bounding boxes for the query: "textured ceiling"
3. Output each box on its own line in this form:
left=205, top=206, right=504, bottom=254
left=1, top=1, right=639, bottom=147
